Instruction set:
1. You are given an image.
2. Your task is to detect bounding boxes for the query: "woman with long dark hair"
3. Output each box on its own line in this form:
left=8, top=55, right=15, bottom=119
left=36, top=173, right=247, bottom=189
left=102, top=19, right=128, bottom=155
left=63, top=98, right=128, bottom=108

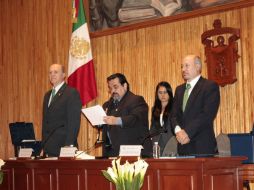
left=150, top=81, right=174, bottom=155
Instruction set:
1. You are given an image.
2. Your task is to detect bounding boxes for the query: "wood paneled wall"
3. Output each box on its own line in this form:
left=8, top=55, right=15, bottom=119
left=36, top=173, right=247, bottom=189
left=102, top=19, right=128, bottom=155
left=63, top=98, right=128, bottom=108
left=0, top=0, right=254, bottom=160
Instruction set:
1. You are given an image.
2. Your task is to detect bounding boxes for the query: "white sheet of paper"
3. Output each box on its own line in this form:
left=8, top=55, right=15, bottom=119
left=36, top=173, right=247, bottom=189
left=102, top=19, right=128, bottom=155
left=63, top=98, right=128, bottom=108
left=59, top=147, right=77, bottom=158
left=119, top=145, right=143, bottom=156
left=82, top=105, right=107, bottom=126
left=18, top=148, right=33, bottom=158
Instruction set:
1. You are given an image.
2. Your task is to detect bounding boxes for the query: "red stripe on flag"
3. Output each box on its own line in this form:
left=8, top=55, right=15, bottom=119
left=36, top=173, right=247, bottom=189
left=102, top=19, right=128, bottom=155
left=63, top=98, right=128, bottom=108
left=68, top=60, right=97, bottom=106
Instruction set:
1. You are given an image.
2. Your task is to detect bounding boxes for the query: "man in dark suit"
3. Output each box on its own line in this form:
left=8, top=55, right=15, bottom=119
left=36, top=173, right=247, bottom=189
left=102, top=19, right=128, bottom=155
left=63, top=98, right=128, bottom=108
left=171, top=55, right=220, bottom=156
left=102, top=73, right=152, bottom=157
left=42, top=64, right=82, bottom=157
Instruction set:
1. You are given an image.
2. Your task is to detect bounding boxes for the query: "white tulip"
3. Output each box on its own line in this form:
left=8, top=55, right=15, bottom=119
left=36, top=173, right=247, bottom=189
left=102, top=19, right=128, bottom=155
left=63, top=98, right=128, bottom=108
left=102, top=157, right=149, bottom=190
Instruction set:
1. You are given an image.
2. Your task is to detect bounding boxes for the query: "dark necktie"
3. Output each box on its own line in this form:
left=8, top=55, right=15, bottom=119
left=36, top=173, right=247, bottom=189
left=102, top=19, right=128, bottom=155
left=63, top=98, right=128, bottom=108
left=113, top=99, right=119, bottom=110
left=49, top=88, right=56, bottom=106
left=51, top=88, right=56, bottom=98
left=182, top=83, right=191, bottom=111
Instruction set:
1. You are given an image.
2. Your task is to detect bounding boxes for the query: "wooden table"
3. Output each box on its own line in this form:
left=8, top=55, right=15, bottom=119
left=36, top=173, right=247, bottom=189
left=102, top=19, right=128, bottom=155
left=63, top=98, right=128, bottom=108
left=239, top=164, right=254, bottom=181
left=0, top=156, right=244, bottom=190
left=239, top=164, right=254, bottom=190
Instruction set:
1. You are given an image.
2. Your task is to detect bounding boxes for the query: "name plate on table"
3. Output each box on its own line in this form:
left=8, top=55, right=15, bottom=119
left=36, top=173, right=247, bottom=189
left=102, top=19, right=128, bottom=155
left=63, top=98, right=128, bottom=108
left=119, top=145, right=143, bottom=156
left=59, top=147, right=77, bottom=158
left=18, top=148, right=33, bottom=158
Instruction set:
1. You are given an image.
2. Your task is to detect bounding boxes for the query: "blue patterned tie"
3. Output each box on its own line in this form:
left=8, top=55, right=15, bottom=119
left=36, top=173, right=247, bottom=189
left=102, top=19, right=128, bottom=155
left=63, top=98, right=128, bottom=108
left=182, top=83, right=191, bottom=111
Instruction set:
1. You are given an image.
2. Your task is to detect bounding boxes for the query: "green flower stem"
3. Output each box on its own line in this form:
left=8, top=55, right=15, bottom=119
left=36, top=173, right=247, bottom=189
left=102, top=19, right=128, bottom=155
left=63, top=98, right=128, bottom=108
left=0, top=171, right=3, bottom=184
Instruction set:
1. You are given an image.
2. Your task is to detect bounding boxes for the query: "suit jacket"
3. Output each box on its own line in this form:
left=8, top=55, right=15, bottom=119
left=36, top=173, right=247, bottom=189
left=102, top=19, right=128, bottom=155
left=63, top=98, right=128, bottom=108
left=42, top=83, right=82, bottom=157
left=171, top=77, right=220, bottom=155
left=102, top=91, right=152, bottom=157
left=150, top=116, right=173, bottom=155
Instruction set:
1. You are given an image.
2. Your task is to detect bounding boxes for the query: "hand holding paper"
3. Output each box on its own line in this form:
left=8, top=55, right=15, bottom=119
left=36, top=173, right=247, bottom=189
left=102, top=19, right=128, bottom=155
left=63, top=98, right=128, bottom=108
left=82, top=105, right=107, bottom=126
left=103, top=116, right=119, bottom=125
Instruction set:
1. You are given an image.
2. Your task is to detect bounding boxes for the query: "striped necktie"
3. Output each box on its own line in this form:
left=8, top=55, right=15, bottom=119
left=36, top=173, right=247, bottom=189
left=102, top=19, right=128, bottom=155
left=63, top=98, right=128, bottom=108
left=182, top=83, right=191, bottom=111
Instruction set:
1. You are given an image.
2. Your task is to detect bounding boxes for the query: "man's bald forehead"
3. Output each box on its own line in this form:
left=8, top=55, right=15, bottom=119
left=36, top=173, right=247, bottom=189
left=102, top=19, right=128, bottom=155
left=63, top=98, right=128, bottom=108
left=50, top=64, right=65, bottom=73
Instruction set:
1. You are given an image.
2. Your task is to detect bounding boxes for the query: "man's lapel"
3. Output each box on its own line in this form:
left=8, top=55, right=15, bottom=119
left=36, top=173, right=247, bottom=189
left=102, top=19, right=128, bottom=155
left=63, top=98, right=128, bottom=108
left=46, top=91, right=51, bottom=107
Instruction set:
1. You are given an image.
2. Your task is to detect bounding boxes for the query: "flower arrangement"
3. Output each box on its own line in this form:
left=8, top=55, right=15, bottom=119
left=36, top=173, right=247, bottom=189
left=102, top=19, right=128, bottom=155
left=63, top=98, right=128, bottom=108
left=102, top=157, right=148, bottom=190
left=0, top=159, right=5, bottom=184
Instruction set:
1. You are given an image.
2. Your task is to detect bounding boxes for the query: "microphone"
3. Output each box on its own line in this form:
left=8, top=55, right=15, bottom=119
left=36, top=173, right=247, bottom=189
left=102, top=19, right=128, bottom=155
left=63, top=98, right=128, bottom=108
left=95, top=125, right=104, bottom=129
left=72, top=129, right=105, bottom=159
left=74, top=136, right=104, bottom=157
left=95, top=128, right=104, bottom=145
left=42, top=125, right=64, bottom=148
left=94, top=124, right=112, bottom=148
left=73, top=147, right=96, bottom=159
left=141, top=128, right=168, bottom=145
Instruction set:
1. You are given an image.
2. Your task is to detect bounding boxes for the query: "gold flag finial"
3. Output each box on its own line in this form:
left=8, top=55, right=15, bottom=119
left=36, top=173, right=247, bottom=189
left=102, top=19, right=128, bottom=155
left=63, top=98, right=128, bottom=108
left=72, top=0, right=78, bottom=23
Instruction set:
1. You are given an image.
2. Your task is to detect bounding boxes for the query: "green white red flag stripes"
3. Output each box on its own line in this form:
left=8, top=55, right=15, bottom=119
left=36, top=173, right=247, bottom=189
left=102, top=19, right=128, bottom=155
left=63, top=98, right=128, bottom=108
left=68, top=0, right=97, bottom=106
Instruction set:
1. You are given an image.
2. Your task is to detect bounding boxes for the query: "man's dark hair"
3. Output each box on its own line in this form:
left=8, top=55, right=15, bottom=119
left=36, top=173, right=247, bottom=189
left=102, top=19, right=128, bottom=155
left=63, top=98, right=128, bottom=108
left=107, top=73, right=130, bottom=91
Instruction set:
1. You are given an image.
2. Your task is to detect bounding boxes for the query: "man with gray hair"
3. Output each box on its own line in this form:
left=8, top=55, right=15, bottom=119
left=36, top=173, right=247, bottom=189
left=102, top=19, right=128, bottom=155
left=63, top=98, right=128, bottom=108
left=42, top=64, right=82, bottom=157
left=171, top=55, right=220, bottom=156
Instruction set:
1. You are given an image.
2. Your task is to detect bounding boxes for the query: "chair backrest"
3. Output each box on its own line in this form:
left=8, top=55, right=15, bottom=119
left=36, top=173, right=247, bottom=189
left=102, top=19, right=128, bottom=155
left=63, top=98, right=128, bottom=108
left=9, top=122, right=37, bottom=157
left=216, top=133, right=231, bottom=156
left=9, top=122, right=35, bottom=145
left=162, top=136, right=178, bottom=157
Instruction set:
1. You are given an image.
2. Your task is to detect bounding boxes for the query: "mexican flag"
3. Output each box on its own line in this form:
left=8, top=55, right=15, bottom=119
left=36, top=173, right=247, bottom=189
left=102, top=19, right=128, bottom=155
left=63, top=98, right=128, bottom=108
left=68, top=0, right=97, bottom=106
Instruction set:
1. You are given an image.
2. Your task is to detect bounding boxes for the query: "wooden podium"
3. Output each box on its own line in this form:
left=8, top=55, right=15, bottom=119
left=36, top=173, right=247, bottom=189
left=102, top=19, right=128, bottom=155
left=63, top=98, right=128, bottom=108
left=0, top=157, right=244, bottom=190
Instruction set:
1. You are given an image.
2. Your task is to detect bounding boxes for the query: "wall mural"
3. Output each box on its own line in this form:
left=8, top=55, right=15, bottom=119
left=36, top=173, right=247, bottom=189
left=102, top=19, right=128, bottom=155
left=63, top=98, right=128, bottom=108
left=88, top=0, right=240, bottom=32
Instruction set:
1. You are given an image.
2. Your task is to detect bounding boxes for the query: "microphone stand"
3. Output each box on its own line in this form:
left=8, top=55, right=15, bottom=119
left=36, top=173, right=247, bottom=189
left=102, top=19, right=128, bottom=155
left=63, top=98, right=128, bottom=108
left=141, top=128, right=168, bottom=145
left=95, top=128, right=104, bottom=145
left=73, top=129, right=104, bottom=159
left=35, top=125, right=64, bottom=159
